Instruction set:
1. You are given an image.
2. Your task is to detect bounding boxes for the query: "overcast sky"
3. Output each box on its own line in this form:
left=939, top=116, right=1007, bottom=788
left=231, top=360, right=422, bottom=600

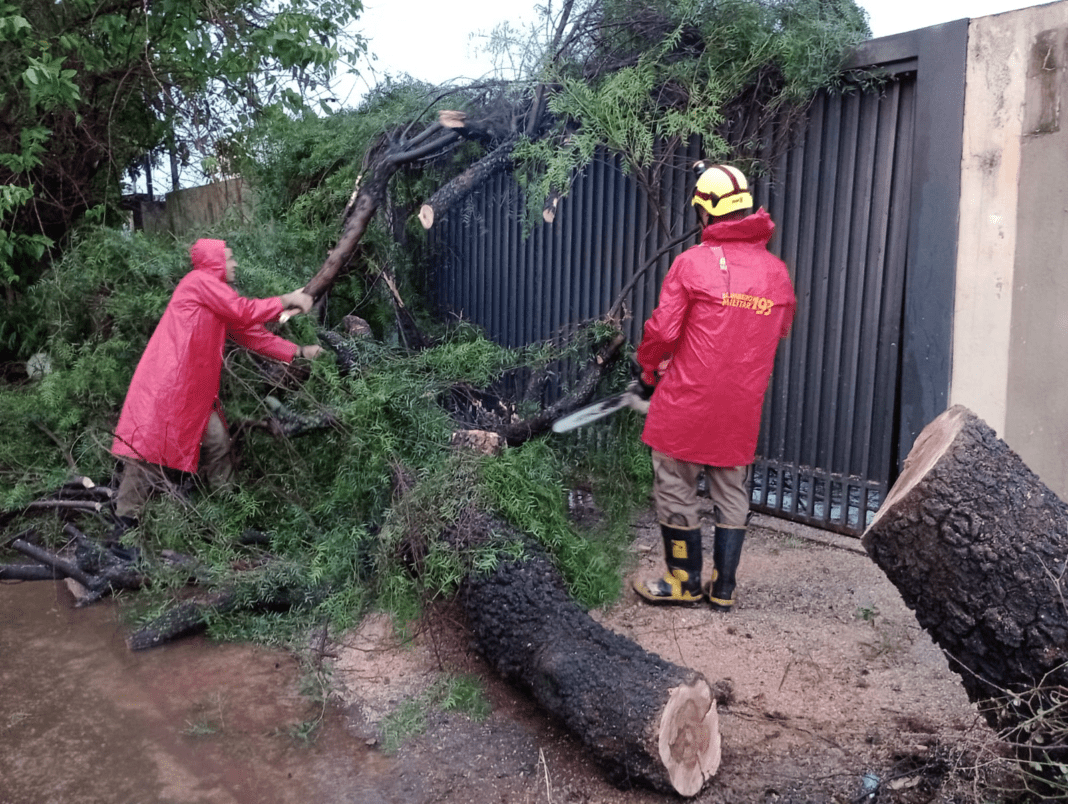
left=344, top=0, right=1047, bottom=99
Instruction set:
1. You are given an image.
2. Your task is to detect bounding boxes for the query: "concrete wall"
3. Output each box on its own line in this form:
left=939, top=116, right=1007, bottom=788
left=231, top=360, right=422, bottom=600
left=140, top=177, right=256, bottom=237
left=953, top=0, right=1068, bottom=497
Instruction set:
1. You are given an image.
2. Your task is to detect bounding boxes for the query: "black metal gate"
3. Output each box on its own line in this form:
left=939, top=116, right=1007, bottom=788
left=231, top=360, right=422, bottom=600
left=429, top=24, right=966, bottom=536
left=750, top=79, right=915, bottom=533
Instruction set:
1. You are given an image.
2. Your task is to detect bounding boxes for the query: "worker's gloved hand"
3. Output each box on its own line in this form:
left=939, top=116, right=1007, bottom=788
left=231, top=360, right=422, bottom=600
left=636, top=371, right=657, bottom=400
left=279, top=289, right=314, bottom=316
left=297, top=344, right=323, bottom=360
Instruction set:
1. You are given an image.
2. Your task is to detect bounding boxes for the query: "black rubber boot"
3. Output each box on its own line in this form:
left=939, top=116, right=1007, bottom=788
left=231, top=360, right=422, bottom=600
left=634, top=524, right=703, bottom=605
left=707, top=526, right=746, bottom=611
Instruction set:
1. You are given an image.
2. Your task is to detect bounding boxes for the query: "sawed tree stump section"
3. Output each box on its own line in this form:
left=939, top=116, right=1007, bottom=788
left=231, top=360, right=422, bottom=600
left=463, top=553, right=720, bottom=796
left=862, top=405, right=1068, bottom=736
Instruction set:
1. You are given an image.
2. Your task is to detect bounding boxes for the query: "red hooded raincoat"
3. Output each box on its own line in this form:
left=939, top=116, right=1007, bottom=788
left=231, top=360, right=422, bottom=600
left=637, top=209, right=796, bottom=467
left=112, top=239, right=298, bottom=472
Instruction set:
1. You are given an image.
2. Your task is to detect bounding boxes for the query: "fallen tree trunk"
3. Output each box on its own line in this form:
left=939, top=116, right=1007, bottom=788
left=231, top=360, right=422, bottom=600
left=127, top=589, right=239, bottom=651
left=463, top=552, right=720, bottom=796
left=862, top=405, right=1068, bottom=739
left=11, top=536, right=97, bottom=589
left=0, top=564, right=63, bottom=580
left=493, top=331, right=626, bottom=445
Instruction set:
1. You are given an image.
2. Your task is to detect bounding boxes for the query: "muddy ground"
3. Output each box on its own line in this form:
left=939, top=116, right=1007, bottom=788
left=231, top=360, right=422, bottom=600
left=1, top=507, right=1011, bottom=804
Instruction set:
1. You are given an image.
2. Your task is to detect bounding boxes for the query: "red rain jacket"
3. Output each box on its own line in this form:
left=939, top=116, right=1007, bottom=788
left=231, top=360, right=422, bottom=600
left=112, top=239, right=298, bottom=472
left=637, top=209, right=796, bottom=467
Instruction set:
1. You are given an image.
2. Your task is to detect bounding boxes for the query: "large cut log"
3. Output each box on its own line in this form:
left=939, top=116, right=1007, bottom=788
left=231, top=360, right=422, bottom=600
left=862, top=405, right=1068, bottom=739
left=463, top=552, right=720, bottom=796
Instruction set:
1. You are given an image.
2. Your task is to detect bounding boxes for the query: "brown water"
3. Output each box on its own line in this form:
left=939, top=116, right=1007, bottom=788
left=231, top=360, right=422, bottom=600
left=0, top=580, right=397, bottom=804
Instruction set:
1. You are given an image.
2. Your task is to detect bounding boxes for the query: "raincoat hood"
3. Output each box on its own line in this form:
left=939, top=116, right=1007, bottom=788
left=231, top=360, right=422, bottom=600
left=190, top=238, right=228, bottom=282
left=112, top=242, right=295, bottom=473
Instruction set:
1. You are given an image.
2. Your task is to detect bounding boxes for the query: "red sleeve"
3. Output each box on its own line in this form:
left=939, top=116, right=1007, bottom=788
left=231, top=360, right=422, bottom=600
left=190, top=273, right=286, bottom=328
left=636, top=256, right=690, bottom=374
left=228, top=324, right=300, bottom=362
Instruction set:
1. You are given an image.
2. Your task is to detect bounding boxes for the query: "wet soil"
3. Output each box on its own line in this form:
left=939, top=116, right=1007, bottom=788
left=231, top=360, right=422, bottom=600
left=1, top=510, right=1004, bottom=804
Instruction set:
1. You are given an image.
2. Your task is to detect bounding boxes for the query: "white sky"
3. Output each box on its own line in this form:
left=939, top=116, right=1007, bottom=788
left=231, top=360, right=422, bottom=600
left=346, top=0, right=1049, bottom=96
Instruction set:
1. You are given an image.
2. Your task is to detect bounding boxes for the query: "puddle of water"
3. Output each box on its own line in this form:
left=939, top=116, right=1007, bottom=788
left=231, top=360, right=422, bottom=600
left=0, top=580, right=395, bottom=804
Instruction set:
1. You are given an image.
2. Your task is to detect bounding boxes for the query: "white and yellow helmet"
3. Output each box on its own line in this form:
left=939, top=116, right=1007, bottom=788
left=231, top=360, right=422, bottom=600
left=691, top=161, right=753, bottom=217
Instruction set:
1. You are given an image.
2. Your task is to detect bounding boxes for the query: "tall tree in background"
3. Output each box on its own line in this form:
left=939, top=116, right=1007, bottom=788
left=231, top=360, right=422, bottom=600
left=0, top=0, right=363, bottom=304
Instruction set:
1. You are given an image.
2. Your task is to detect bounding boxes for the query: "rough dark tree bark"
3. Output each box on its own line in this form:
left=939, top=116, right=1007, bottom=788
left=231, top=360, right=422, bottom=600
left=492, top=332, right=626, bottom=445
left=418, top=134, right=518, bottom=230
left=283, top=123, right=460, bottom=324
left=862, top=405, right=1068, bottom=739
left=127, top=589, right=239, bottom=651
left=463, top=552, right=720, bottom=796
left=0, top=564, right=63, bottom=580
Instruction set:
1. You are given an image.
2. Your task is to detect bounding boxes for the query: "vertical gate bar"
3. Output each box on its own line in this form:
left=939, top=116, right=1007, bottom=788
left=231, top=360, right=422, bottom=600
left=762, top=116, right=794, bottom=466
left=589, top=158, right=604, bottom=320
left=663, top=145, right=680, bottom=244
left=489, top=170, right=501, bottom=339
left=549, top=192, right=564, bottom=339
left=586, top=160, right=600, bottom=321
left=577, top=164, right=589, bottom=323
left=819, top=91, right=857, bottom=473
left=453, top=202, right=463, bottom=322
left=554, top=185, right=569, bottom=337
left=439, top=215, right=450, bottom=316
left=473, top=187, right=482, bottom=328
left=834, top=90, right=875, bottom=475
left=510, top=178, right=521, bottom=347
left=872, top=77, right=916, bottom=482
left=601, top=155, right=618, bottom=318
left=781, top=122, right=810, bottom=470
left=852, top=83, right=901, bottom=484
left=786, top=102, right=819, bottom=469
left=473, top=191, right=484, bottom=327
left=505, top=174, right=514, bottom=344
left=621, top=155, right=640, bottom=344
left=799, top=93, right=835, bottom=470
left=488, top=171, right=499, bottom=341
left=472, top=194, right=480, bottom=326
left=498, top=171, right=509, bottom=343
left=507, top=180, right=519, bottom=347
left=526, top=204, right=538, bottom=346
left=570, top=168, right=584, bottom=329
left=633, top=173, right=650, bottom=339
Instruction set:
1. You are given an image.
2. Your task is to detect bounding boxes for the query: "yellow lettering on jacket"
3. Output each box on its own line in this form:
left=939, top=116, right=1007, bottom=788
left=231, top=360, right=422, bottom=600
left=721, top=292, right=775, bottom=315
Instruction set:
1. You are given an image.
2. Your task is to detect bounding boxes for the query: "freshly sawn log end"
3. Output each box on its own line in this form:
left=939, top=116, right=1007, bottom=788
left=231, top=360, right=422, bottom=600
left=658, top=679, right=721, bottom=796
left=463, top=551, right=720, bottom=796
left=418, top=204, right=434, bottom=229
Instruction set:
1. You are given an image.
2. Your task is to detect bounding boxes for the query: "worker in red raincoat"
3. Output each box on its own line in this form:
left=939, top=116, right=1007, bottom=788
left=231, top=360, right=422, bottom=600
left=633, top=163, right=796, bottom=610
left=110, top=238, right=320, bottom=537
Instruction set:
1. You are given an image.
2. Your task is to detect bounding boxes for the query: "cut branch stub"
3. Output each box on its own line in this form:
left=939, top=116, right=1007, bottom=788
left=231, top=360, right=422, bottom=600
left=419, top=135, right=518, bottom=229
left=463, top=551, right=720, bottom=796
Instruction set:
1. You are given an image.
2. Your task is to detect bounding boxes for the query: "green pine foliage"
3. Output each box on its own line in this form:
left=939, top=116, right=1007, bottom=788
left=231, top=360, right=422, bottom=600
left=0, top=204, right=650, bottom=645
left=514, top=0, right=871, bottom=225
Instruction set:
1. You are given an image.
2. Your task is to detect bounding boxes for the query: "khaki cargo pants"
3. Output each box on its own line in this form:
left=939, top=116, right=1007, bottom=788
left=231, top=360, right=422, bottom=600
left=652, top=450, right=751, bottom=530
left=114, top=412, right=234, bottom=519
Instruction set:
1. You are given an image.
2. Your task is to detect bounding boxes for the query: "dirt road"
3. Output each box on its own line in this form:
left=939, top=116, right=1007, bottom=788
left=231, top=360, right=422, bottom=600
left=1, top=512, right=997, bottom=803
